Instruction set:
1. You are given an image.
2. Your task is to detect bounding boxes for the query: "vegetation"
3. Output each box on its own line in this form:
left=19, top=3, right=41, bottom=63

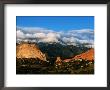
left=16, top=58, right=94, bottom=74
left=37, top=42, right=91, bottom=60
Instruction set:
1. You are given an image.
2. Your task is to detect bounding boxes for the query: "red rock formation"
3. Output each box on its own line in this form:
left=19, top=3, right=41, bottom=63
left=55, top=57, right=62, bottom=65
left=73, top=48, right=94, bottom=61
left=63, top=48, right=94, bottom=62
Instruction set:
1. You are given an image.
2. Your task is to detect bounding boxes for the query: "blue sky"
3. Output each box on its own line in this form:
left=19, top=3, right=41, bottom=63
left=16, top=16, right=94, bottom=46
left=16, top=16, right=94, bottom=31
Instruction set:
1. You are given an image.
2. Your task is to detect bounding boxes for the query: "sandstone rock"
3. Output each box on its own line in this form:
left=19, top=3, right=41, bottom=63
left=73, top=48, right=94, bottom=61
left=16, top=43, right=46, bottom=61
left=55, top=57, right=62, bottom=65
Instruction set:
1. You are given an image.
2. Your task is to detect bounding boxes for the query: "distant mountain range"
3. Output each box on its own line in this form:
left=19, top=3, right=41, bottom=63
left=17, top=38, right=93, bottom=48
left=37, top=42, right=91, bottom=59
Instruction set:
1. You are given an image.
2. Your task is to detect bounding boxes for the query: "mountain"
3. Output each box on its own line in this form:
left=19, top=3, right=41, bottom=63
left=73, top=48, right=94, bottom=61
left=37, top=42, right=90, bottom=60
left=16, top=42, right=92, bottom=63
left=16, top=42, right=46, bottom=61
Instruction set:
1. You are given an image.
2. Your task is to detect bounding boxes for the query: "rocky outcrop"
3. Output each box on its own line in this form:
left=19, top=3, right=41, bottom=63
left=63, top=48, right=94, bottom=62
left=73, top=48, right=94, bottom=61
left=55, top=57, right=62, bottom=65
left=16, top=43, right=46, bottom=61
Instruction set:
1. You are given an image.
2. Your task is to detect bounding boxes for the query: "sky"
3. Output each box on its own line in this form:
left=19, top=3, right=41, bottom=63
left=16, top=16, right=94, bottom=47
left=16, top=16, right=94, bottom=31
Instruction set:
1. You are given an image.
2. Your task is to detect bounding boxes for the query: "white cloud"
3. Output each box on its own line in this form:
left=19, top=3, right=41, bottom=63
left=34, top=33, right=46, bottom=39
left=16, top=26, right=94, bottom=47
left=17, top=26, right=54, bottom=34
left=62, top=37, right=78, bottom=43
left=25, top=34, right=35, bottom=38
left=38, top=33, right=60, bottom=43
left=16, top=30, right=25, bottom=39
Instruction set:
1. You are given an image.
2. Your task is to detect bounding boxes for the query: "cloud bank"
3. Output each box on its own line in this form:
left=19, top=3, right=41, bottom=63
left=16, top=26, right=94, bottom=47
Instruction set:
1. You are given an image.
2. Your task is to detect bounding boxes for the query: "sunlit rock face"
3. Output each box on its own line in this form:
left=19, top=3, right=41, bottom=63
left=16, top=43, right=46, bottom=61
left=73, top=48, right=94, bottom=61
left=63, top=48, right=94, bottom=62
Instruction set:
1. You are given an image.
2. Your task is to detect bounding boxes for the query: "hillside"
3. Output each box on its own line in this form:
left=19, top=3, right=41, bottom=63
left=37, top=42, right=90, bottom=60
left=16, top=43, right=46, bottom=61
left=73, top=48, right=94, bottom=61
